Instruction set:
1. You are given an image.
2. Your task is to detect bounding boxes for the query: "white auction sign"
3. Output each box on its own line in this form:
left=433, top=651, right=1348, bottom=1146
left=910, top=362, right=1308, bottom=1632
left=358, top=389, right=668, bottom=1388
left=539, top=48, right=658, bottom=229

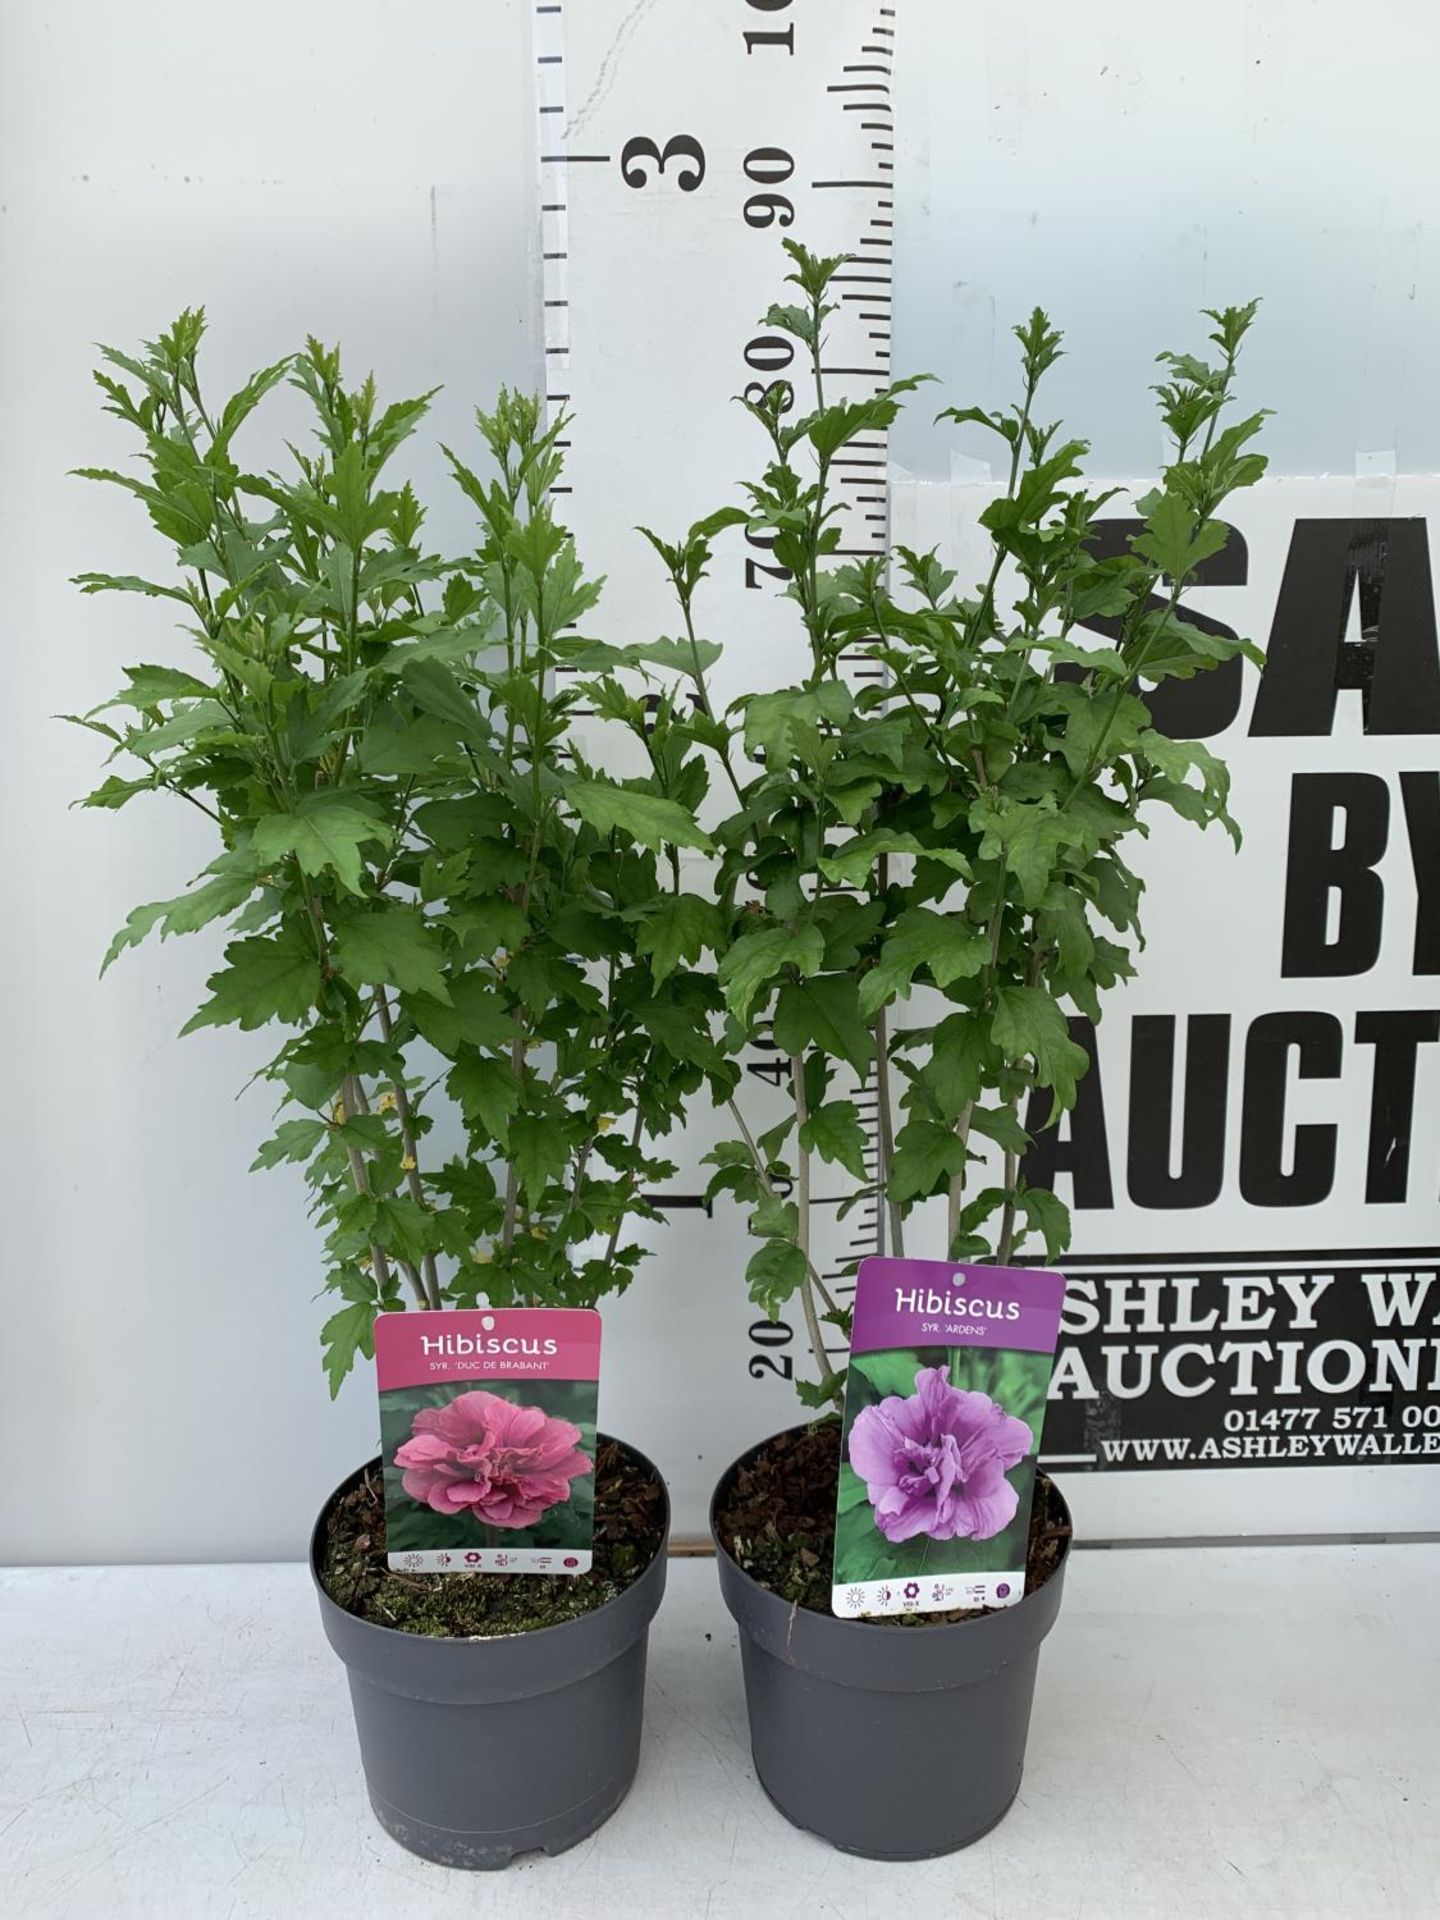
left=894, top=474, right=1440, bottom=1542
left=531, top=2, right=1440, bottom=1541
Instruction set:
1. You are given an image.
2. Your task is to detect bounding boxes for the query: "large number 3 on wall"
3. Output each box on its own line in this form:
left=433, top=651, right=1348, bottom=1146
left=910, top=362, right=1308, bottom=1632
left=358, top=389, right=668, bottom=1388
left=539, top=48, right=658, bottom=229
left=620, top=134, right=707, bottom=191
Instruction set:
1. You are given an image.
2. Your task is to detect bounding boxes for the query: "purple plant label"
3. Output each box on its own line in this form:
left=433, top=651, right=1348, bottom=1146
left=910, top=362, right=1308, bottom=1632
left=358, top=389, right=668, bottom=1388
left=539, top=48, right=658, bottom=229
left=374, top=1308, right=601, bottom=1577
left=849, top=1256, right=1066, bottom=1359
left=832, top=1257, right=1067, bottom=1620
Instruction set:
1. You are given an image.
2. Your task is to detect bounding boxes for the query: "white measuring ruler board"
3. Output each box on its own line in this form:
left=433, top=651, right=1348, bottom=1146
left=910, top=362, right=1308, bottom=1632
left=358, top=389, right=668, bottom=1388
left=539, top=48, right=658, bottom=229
left=531, top=0, right=899, bottom=1456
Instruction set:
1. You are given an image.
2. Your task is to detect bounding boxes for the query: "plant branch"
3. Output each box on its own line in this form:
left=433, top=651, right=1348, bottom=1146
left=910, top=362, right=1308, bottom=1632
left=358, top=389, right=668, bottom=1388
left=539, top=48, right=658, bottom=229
left=134, top=756, right=223, bottom=823
left=500, top=1036, right=526, bottom=1255
left=946, top=1099, right=975, bottom=1258
left=600, top=1106, right=646, bottom=1275
left=873, top=855, right=904, bottom=1259
left=994, top=946, right=1046, bottom=1264
left=337, top=1074, right=421, bottom=1306
left=788, top=1056, right=842, bottom=1406
left=342, top=1074, right=428, bottom=1308
left=1059, top=570, right=1188, bottom=808
left=965, top=368, right=1039, bottom=656
left=724, top=1095, right=838, bottom=1317
left=874, top=1013, right=903, bottom=1257
left=945, top=884, right=1009, bottom=1250
left=679, top=595, right=746, bottom=805
left=371, top=987, right=442, bottom=1310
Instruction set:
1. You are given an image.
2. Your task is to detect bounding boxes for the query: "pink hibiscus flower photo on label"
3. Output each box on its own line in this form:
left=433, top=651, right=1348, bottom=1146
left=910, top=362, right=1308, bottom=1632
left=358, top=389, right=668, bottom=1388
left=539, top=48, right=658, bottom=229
left=394, top=1391, right=593, bottom=1530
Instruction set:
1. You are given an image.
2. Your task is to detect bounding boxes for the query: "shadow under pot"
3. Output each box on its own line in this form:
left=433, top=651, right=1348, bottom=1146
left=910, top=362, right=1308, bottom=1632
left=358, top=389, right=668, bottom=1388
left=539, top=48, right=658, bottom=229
left=310, top=1438, right=668, bottom=1870
left=711, top=1425, right=1070, bottom=1861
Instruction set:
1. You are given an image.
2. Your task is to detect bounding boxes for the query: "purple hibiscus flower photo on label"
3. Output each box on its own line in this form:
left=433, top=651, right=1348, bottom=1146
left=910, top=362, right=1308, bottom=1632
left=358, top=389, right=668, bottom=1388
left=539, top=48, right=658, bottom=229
left=847, top=1366, right=1034, bottom=1545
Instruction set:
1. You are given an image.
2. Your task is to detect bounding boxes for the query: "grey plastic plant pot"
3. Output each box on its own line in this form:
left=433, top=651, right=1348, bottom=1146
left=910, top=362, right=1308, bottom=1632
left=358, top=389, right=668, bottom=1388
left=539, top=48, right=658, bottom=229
left=310, top=1437, right=668, bottom=1870
left=711, top=1427, right=1070, bottom=1861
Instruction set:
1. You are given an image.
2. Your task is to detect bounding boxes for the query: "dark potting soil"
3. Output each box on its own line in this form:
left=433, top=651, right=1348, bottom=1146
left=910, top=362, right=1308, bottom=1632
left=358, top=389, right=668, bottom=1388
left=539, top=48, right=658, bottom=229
left=318, top=1438, right=666, bottom=1639
left=715, top=1418, right=1072, bottom=1626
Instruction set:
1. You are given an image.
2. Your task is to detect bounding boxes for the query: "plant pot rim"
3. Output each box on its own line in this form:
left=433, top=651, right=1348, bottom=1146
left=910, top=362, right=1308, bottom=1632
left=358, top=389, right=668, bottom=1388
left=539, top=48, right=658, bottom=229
left=710, top=1421, right=1071, bottom=1688
left=311, top=1429, right=668, bottom=1658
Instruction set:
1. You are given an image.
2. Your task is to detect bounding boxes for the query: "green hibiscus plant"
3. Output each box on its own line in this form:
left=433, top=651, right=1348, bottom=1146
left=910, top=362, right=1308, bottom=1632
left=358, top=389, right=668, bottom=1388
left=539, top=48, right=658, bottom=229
left=71, top=316, right=729, bottom=1391
left=630, top=241, right=1267, bottom=1409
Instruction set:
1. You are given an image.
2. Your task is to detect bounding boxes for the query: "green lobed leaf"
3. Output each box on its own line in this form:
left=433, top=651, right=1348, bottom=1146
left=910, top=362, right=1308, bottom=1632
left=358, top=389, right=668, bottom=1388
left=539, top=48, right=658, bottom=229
left=925, top=1013, right=999, bottom=1119
left=976, top=804, right=1089, bottom=910
left=400, top=659, right=490, bottom=744
left=751, top=1192, right=800, bottom=1241
left=772, top=975, right=872, bottom=1075
left=1017, top=1186, right=1072, bottom=1260
left=252, top=791, right=391, bottom=897
left=967, top=1104, right=1031, bottom=1155
left=859, top=910, right=989, bottom=1019
left=746, top=1239, right=807, bottom=1315
left=251, top=1118, right=328, bottom=1170
left=97, top=662, right=213, bottom=708
left=1131, top=491, right=1230, bottom=583
left=509, top=1110, right=571, bottom=1202
left=888, top=1116, right=967, bottom=1205
left=100, top=867, right=257, bottom=974
left=569, top=780, right=713, bottom=854
left=404, top=973, right=514, bottom=1055
left=321, top=1301, right=376, bottom=1398
left=991, top=987, right=1090, bottom=1110
left=718, top=924, right=824, bottom=1021
left=182, top=925, right=321, bottom=1034
left=333, top=907, right=452, bottom=1003
left=799, top=1100, right=869, bottom=1181
left=637, top=893, right=723, bottom=986
left=447, top=1052, right=521, bottom=1142
left=819, top=828, right=970, bottom=891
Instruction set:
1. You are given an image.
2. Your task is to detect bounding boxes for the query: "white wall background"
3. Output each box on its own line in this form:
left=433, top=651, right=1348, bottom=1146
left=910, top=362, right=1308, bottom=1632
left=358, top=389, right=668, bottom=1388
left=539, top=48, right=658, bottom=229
left=3, top=0, right=1438, bottom=1563
left=892, top=1, right=1440, bottom=482
left=0, top=0, right=539, bottom=1564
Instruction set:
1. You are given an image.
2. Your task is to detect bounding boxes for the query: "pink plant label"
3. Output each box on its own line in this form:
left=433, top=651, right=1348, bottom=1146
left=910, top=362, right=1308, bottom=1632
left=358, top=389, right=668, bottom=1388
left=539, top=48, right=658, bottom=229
left=374, top=1308, right=602, bottom=1577
left=832, top=1257, right=1067, bottom=1620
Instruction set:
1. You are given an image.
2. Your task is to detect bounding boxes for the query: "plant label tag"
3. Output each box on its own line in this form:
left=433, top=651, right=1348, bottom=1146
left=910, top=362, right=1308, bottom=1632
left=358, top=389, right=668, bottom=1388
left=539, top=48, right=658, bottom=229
left=831, top=1257, right=1067, bottom=1619
left=374, top=1308, right=601, bottom=1576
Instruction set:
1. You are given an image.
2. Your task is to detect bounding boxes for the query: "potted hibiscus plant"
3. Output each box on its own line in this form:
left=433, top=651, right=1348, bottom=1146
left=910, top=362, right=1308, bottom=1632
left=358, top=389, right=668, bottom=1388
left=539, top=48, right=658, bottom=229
left=71, top=321, right=727, bottom=1867
left=657, top=243, right=1267, bottom=1857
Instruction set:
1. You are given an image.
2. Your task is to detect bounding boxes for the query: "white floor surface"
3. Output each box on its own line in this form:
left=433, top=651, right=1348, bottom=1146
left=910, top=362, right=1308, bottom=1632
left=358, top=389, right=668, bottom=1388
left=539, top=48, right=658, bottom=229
left=1, top=1545, right=1436, bottom=1919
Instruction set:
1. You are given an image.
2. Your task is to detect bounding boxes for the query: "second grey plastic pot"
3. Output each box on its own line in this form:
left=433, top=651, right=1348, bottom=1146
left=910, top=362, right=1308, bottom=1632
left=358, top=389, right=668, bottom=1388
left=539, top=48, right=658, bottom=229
left=311, top=1437, right=668, bottom=1869
left=712, top=1427, right=1069, bottom=1860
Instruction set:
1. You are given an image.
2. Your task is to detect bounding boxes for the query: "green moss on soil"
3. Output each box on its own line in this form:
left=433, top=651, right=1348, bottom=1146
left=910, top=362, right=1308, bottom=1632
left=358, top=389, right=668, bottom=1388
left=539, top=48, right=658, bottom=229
left=319, top=1436, right=666, bottom=1638
left=715, top=1417, right=1071, bottom=1626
